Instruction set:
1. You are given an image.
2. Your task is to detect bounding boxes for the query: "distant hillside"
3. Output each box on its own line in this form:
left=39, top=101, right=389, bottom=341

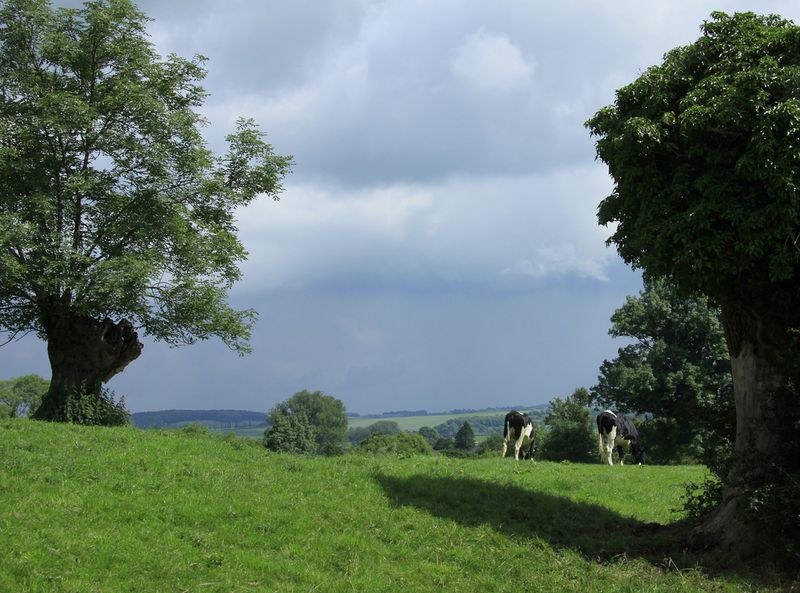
left=133, top=405, right=548, bottom=431
left=348, top=404, right=547, bottom=419
left=131, top=409, right=266, bottom=429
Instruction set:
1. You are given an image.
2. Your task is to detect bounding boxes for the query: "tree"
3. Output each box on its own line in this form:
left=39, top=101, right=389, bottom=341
left=354, top=432, right=432, bottom=457
left=0, top=0, right=291, bottom=421
left=432, top=436, right=453, bottom=451
left=539, top=388, right=594, bottom=463
left=453, top=421, right=475, bottom=451
left=416, top=426, right=439, bottom=445
left=0, top=374, right=48, bottom=417
left=592, top=278, right=735, bottom=466
left=347, top=420, right=401, bottom=445
left=586, top=11, right=800, bottom=551
left=263, top=412, right=317, bottom=455
left=475, top=434, right=505, bottom=457
left=268, top=390, right=347, bottom=456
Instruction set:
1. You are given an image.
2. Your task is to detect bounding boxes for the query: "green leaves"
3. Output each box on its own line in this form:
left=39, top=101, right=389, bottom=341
left=587, top=11, right=800, bottom=308
left=0, top=0, right=291, bottom=352
left=267, top=390, right=348, bottom=456
left=592, top=279, right=734, bottom=465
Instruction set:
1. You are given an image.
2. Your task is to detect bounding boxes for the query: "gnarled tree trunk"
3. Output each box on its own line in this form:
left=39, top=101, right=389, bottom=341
left=32, top=311, right=143, bottom=421
left=690, top=301, right=786, bottom=555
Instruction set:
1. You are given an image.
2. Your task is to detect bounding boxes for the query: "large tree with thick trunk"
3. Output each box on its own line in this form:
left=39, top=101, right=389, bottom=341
left=586, top=12, right=800, bottom=553
left=0, top=0, right=291, bottom=420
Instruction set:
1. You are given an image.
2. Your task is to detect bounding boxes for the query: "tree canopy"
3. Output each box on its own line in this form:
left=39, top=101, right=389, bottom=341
left=0, top=0, right=291, bottom=419
left=0, top=374, right=48, bottom=417
left=587, top=12, right=800, bottom=309
left=539, top=388, right=594, bottom=463
left=592, top=278, right=734, bottom=465
left=267, top=390, right=348, bottom=456
left=263, top=412, right=317, bottom=455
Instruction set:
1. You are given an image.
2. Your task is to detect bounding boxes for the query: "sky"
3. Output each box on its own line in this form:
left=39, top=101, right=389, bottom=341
left=3, top=0, right=799, bottom=415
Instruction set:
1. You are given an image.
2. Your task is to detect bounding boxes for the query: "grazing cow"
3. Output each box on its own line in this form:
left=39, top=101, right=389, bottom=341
left=502, top=410, right=536, bottom=460
left=596, top=410, right=645, bottom=465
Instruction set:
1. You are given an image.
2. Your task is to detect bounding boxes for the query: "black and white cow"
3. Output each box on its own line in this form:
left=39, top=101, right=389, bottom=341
left=596, top=410, right=645, bottom=465
left=502, top=410, right=536, bottom=460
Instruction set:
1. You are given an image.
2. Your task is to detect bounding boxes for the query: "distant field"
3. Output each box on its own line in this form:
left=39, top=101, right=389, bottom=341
left=347, top=410, right=509, bottom=431
left=1, top=418, right=787, bottom=592
left=210, top=409, right=537, bottom=439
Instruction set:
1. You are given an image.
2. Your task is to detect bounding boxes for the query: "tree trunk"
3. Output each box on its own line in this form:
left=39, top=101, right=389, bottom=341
left=689, top=301, right=786, bottom=556
left=32, top=312, right=143, bottom=421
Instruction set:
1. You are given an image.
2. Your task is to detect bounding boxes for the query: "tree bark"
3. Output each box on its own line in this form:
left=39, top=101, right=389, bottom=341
left=32, top=312, right=143, bottom=421
left=689, top=301, right=786, bottom=556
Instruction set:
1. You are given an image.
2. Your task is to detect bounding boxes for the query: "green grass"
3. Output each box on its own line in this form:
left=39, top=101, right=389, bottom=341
left=0, top=419, right=786, bottom=592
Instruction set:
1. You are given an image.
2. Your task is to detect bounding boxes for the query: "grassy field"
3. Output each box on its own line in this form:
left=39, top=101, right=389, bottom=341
left=211, top=410, right=518, bottom=439
left=0, top=419, right=788, bottom=592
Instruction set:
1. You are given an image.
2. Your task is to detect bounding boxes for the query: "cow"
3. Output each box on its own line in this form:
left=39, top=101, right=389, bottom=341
left=596, top=410, right=645, bottom=465
left=502, top=410, right=536, bottom=460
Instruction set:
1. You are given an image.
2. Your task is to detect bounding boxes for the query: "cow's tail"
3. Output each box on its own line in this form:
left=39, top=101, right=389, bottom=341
left=597, top=432, right=604, bottom=459
left=503, top=420, right=510, bottom=439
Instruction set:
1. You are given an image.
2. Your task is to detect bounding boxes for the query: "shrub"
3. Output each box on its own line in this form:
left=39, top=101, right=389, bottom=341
left=64, top=387, right=130, bottom=426
left=416, top=426, right=439, bottom=444
left=263, top=412, right=317, bottom=455
left=347, top=420, right=401, bottom=444
left=476, top=435, right=505, bottom=457
left=538, top=390, right=594, bottom=462
left=354, top=432, right=432, bottom=457
left=432, top=437, right=454, bottom=451
left=180, top=422, right=210, bottom=434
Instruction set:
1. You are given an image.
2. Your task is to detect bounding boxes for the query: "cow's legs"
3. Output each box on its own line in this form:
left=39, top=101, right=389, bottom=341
left=604, top=427, right=617, bottom=465
left=501, top=440, right=508, bottom=458
left=514, top=435, right=526, bottom=460
left=617, top=445, right=625, bottom=466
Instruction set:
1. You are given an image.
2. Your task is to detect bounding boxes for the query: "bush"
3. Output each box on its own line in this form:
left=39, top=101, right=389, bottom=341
left=180, top=422, right=210, bottom=434
left=475, top=435, right=505, bottom=457
left=538, top=390, right=594, bottom=462
left=432, top=437, right=454, bottom=451
left=263, top=412, right=317, bottom=455
left=416, top=426, right=439, bottom=444
left=64, top=387, right=129, bottom=426
left=347, top=420, right=401, bottom=444
left=354, top=432, right=432, bottom=457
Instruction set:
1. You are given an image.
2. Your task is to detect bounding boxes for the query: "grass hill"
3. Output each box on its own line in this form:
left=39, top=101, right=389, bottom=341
left=0, top=419, right=786, bottom=592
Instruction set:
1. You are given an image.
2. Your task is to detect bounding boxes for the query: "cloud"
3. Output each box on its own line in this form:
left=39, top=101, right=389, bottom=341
left=234, top=163, right=616, bottom=294
left=503, top=245, right=610, bottom=282
left=450, top=28, right=535, bottom=93
left=24, top=0, right=800, bottom=417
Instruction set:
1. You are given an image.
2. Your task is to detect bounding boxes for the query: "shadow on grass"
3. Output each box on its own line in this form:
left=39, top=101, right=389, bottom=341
left=375, top=473, right=687, bottom=564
